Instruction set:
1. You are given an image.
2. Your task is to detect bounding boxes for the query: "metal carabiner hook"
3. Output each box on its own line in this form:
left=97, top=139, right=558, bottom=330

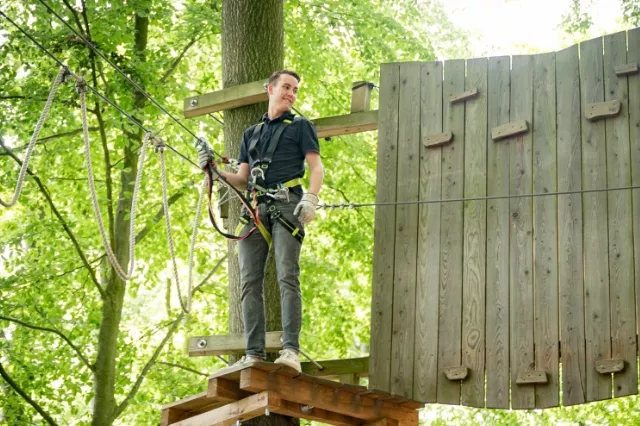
left=250, top=167, right=265, bottom=185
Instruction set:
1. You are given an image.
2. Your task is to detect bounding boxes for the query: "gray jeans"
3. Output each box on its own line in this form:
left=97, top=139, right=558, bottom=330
left=238, top=193, right=303, bottom=359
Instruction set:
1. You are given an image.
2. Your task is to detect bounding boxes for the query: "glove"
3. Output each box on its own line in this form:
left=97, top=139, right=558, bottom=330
left=194, top=137, right=213, bottom=170
left=294, top=193, right=319, bottom=224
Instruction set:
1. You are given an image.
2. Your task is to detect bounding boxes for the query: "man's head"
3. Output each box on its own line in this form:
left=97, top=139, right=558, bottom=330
left=266, top=70, right=300, bottom=116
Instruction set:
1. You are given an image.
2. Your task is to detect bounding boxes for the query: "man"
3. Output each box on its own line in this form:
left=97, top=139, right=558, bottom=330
left=198, top=70, right=323, bottom=372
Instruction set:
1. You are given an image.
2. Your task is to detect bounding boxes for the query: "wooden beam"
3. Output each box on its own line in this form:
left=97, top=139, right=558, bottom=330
left=208, top=377, right=251, bottom=402
left=450, top=88, right=479, bottom=104
left=491, top=120, right=529, bottom=141
left=160, top=392, right=225, bottom=426
left=171, top=391, right=278, bottom=426
left=238, top=367, right=418, bottom=424
left=443, top=366, right=468, bottom=381
left=614, top=62, right=638, bottom=76
left=516, top=371, right=548, bottom=385
left=273, top=399, right=362, bottom=426
left=188, top=332, right=282, bottom=357
left=584, top=99, right=621, bottom=121
left=595, top=359, right=625, bottom=374
left=301, top=357, right=369, bottom=377
left=312, top=111, right=378, bottom=138
left=183, top=80, right=268, bottom=118
left=423, top=131, right=453, bottom=148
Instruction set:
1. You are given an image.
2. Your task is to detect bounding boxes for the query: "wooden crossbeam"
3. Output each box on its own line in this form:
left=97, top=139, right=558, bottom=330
left=312, top=111, right=378, bottom=139
left=208, top=377, right=251, bottom=402
left=161, top=392, right=226, bottom=426
left=302, top=356, right=369, bottom=377
left=273, top=399, right=362, bottom=426
left=170, top=391, right=277, bottom=426
left=188, top=332, right=283, bottom=357
left=183, top=80, right=268, bottom=118
left=238, top=368, right=419, bottom=424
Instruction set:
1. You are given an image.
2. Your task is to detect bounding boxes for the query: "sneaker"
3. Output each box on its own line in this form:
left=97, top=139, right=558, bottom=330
left=274, top=349, right=301, bottom=372
left=231, top=355, right=263, bottom=367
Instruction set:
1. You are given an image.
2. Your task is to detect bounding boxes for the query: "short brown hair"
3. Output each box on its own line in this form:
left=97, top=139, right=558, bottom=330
left=267, top=70, right=300, bottom=87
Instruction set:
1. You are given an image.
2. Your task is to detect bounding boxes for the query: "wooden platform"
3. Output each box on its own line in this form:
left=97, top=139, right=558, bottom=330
left=161, top=360, right=423, bottom=426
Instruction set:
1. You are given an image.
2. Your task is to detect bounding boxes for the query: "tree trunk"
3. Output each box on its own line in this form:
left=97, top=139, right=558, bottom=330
left=91, top=12, right=148, bottom=426
left=222, top=1, right=295, bottom=425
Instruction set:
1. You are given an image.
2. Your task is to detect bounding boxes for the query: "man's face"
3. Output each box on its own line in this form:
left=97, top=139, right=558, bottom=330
left=268, top=73, right=299, bottom=112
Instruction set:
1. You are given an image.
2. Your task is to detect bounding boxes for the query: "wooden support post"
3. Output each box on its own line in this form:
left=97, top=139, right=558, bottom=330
left=338, top=373, right=359, bottom=385
left=351, top=81, right=374, bottom=113
left=273, top=399, right=363, bottom=426
left=301, top=356, right=369, bottom=378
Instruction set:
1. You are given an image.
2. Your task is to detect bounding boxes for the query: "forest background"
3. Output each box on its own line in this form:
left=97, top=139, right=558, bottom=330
left=1, top=0, right=639, bottom=425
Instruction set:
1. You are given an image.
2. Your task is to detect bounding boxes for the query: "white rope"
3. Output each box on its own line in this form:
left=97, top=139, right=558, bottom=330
left=1, top=67, right=67, bottom=207
left=78, top=78, right=150, bottom=281
left=157, top=140, right=205, bottom=313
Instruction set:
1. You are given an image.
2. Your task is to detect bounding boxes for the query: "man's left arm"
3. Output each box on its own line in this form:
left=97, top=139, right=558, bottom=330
left=305, top=152, right=323, bottom=195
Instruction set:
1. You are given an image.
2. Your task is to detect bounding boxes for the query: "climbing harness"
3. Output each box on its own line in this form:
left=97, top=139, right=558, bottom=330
left=198, top=116, right=305, bottom=247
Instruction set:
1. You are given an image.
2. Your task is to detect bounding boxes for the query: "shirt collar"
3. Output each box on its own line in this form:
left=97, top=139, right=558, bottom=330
left=261, top=110, right=295, bottom=124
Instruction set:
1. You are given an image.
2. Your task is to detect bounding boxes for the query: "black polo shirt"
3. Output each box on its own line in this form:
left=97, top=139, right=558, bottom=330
left=239, top=111, right=320, bottom=195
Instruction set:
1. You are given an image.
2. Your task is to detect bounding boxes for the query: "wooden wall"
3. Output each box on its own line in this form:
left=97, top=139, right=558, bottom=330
left=370, top=28, right=640, bottom=409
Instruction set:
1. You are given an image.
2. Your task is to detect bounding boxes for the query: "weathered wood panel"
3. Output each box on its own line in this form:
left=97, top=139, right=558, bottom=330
left=485, top=56, right=510, bottom=409
left=509, top=55, right=535, bottom=409
left=629, top=28, right=640, bottom=359
left=604, top=31, right=637, bottom=397
left=437, top=59, right=465, bottom=405
left=556, top=44, right=587, bottom=407
left=414, top=61, right=442, bottom=402
left=390, top=62, right=421, bottom=398
left=580, top=36, right=612, bottom=402
left=370, top=63, right=400, bottom=392
left=460, top=58, right=487, bottom=408
left=532, top=52, right=560, bottom=408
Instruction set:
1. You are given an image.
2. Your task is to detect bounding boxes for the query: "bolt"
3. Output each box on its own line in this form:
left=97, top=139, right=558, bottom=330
left=190, top=99, right=198, bottom=107
left=197, top=339, right=207, bottom=348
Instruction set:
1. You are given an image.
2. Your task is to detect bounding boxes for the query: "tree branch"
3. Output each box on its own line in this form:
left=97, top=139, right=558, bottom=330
left=1, top=127, right=99, bottom=154
left=135, top=189, right=187, bottom=243
left=113, top=256, right=227, bottom=419
left=0, top=359, right=59, bottom=426
left=157, top=361, right=208, bottom=377
left=159, top=36, right=199, bottom=84
left=112, top=314, right=184, bottom=420
left=0, top=315, right=94, bottom=372
left=0, top=141, right=106, bottom=299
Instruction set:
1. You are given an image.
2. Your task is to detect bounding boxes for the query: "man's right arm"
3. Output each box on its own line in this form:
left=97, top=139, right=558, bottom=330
left=217, top=163, right=250, bottom=191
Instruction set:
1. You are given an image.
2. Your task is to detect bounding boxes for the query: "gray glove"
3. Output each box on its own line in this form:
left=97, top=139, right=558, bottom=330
left=294, top=193, right=319, bottom=224
left=194, top=137, right=213, bottom=170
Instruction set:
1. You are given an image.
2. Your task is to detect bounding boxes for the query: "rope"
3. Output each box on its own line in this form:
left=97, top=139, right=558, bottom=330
left=35, top=0, right=229, bottom=162
left=318, top=184, right=640, bottom=210
left=78, top=78, right=151, bottom=281
left=0, top=67, right=67, bottom=207
left=157, top=138, right=202, bottom=313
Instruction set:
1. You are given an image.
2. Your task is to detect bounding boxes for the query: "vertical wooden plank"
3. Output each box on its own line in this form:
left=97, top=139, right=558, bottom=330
left=390, top=62, right=421, bottom=398
left=556, top=44, right=587, bottom=407
left=629, top=28, right=640, bottom=360
left=509, top=55, right=535, bottom=409
left=532, top=52, right=559, bottom=408
left=460, top=58, right=487, bottom=408
left=370, top=63, right=400, bottom=392
left=414, top=61, right=442, bottom=402
left=580, top=36, right=612, bottom=402
left=485, top=56, right=511, bottom=409
left=604, top=31, right=637, bottom=397
left=437, top=59, right=465, bottom=405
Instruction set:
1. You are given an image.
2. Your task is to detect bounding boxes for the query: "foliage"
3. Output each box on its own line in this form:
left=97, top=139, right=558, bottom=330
left=1, top=0, right=639, bottom=425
